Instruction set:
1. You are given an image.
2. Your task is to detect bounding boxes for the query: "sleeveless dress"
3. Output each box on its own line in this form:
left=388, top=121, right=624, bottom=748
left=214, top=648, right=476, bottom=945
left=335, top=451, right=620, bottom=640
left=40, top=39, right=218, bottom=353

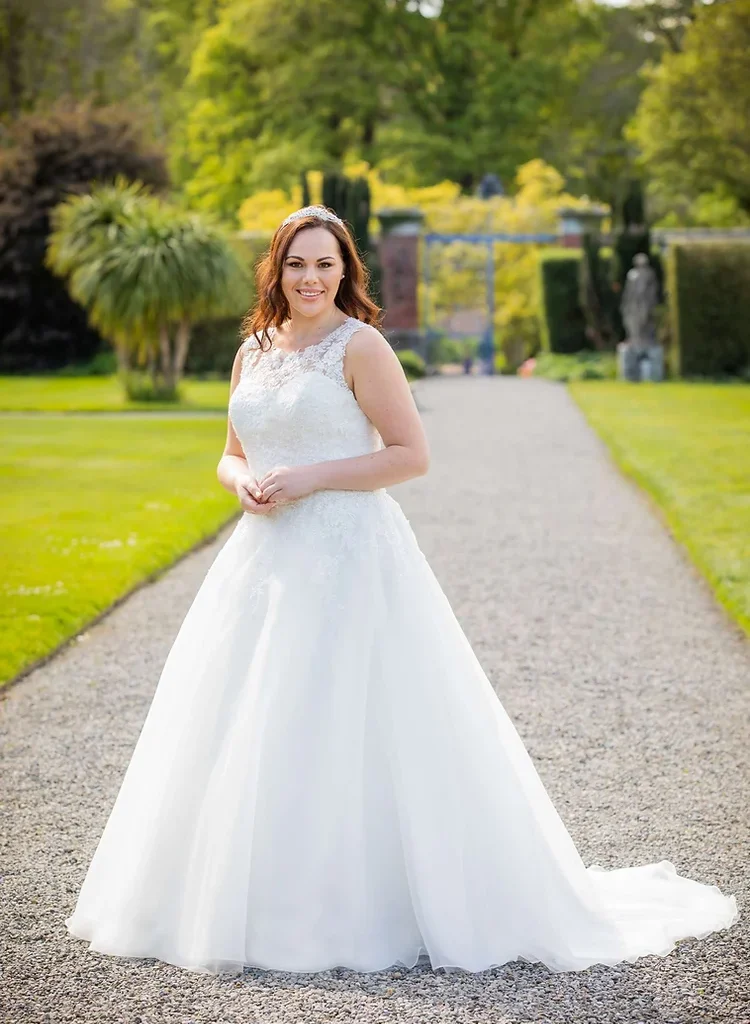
left=65, top=315, right=739, bottom=975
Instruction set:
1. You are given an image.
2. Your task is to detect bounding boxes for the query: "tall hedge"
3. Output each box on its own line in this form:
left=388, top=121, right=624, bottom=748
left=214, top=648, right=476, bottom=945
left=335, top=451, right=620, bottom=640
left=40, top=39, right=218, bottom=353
left=579, top=234, right=619, bottom=349
left=538, top=250, right=587, bottom=353
left=667, top=242, right=750, bottom=377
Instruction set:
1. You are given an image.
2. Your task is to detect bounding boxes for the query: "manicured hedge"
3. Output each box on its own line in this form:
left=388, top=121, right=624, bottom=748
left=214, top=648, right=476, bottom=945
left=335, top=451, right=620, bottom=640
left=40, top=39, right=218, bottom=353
left=667, top=242, right=750, bottom=377
left=537, top=249, right=587, bottom=353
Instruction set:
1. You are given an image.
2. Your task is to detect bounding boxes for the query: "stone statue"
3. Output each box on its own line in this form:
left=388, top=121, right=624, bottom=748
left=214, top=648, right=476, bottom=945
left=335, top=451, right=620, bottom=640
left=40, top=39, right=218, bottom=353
left=621, top=253, right=659, bottom=346
left=617, top=253, right=664, bottom=382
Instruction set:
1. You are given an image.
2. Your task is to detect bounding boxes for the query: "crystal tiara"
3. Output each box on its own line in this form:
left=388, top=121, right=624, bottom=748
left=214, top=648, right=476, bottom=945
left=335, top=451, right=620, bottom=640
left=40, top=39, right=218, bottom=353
left=280, top=205, right=344, bottom=228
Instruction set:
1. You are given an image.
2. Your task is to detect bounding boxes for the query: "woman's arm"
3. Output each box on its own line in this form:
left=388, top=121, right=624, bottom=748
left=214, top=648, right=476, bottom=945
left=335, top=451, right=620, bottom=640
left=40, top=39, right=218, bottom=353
left=216, top=344, right=250, bottom=496
left=217, top=344, right=276, bottom=515
left=255, top=326, right=421, bottom=505
left=256, top=326, right=431, bottom=505
left=311, top=325, right=430, bottom=492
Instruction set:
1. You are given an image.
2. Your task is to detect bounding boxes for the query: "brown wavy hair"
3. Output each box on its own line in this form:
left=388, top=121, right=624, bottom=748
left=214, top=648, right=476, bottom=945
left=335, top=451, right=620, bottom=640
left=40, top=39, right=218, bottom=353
left=240, top=209, right=382, bottom=350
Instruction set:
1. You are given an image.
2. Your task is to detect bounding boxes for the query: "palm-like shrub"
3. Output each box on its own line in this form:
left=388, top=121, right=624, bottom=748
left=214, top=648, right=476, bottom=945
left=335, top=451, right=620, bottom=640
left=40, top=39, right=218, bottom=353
left=47, top=181, right=250, bottom=398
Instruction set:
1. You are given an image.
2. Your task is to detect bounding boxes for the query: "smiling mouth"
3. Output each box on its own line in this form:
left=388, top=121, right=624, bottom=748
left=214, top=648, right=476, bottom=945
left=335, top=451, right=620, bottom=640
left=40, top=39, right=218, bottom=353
left=297, top=290, right=324, bottom=297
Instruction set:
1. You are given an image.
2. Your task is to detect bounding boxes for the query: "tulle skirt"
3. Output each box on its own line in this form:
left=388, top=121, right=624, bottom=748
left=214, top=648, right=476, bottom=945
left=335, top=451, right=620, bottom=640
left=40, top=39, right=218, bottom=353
left=65, top=490, right=739, bottom=975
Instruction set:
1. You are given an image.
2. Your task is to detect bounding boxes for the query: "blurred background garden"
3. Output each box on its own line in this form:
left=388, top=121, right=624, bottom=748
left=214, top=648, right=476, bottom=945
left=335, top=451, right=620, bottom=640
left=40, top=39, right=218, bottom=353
left=1, top=0, right=748, bottom=686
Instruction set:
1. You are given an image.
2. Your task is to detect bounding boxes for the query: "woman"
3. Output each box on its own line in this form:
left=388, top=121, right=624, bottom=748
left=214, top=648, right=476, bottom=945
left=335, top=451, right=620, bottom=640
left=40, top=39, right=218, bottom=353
left=66, top=205, right=738, bottom=976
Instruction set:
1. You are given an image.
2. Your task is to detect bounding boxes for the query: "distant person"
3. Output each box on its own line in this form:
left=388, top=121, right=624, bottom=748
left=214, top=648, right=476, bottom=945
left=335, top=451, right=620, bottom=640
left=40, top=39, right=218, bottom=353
left=478, top=328, right=495, bottom=374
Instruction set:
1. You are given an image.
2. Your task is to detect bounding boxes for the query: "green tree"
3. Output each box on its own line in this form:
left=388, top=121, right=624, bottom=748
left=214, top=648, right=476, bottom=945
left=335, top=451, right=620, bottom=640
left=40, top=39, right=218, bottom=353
left=629, top=0, right=750, bottom=219
left=626, top=0, right=733, bottom=53
left=0, top=0, right=157, bottom=120
left=377, top=0, right=574, bottom=191
left=0, top=0, right=110, bottom=117
left=47, top=181, right=250, bottom=396
left=0, top=0, right=220, bottom=149
left=176, top=0, right=591, bottom=218
left=538, top=3, right=659, bottom=213
left=177, top=0, right=390, bottom=218
left=0, top=102, right=167, bottom=372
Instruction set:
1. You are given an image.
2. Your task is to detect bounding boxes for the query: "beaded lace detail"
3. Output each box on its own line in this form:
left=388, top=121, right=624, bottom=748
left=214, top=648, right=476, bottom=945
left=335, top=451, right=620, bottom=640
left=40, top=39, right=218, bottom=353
left=239, top=316, right=363, bottom=392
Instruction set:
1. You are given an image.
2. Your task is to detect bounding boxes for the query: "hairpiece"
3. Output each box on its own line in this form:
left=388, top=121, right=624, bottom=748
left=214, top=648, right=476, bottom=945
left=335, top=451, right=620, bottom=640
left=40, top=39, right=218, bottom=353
left=281, top=205, right=344, bottom=228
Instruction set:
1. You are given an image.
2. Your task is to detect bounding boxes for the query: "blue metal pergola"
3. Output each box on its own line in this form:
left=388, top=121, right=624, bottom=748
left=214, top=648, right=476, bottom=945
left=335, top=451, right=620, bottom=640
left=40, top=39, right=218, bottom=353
left=422, top=232, right=558, bottom=373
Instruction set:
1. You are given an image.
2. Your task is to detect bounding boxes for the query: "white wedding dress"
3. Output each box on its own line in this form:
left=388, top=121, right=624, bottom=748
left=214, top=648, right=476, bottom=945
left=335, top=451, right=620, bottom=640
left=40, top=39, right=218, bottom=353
left=65, top=315, right=739, bottom=976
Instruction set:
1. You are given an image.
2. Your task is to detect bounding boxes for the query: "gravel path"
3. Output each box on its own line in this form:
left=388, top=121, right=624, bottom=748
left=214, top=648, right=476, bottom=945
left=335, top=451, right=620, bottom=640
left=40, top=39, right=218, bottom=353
left=2, top=376, right=747, bottom=1024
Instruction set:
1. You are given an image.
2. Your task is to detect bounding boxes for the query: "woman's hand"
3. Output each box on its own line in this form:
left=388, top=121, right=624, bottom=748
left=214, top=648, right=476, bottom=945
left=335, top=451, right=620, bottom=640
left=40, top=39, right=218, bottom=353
left=257, top=464, right=321, bottom=505
left=234, top=472, right=279, bottom=515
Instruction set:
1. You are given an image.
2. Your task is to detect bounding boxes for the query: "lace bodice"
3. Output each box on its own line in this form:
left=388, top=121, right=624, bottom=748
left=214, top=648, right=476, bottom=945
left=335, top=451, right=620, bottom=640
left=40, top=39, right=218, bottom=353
left=227, top=315, right=394, bottom=547
left=237, top=315, right=364, bottom=394
left=229, top=315, right=385, bottom=474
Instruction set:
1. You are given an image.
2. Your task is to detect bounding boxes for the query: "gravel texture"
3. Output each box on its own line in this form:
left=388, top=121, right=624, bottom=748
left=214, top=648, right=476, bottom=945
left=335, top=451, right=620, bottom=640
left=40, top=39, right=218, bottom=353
left=2, top=375, right=747, bottom=1024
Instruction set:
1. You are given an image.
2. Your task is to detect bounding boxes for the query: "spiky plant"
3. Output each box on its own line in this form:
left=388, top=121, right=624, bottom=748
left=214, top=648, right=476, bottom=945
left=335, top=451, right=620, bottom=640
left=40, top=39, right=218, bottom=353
left=47, top=181, right=250, bottom=397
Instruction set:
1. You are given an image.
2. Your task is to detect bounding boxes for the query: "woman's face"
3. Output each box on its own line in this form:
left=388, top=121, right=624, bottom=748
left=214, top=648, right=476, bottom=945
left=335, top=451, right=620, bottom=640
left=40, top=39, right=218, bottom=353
left=280, top=226, right=345, bottom=320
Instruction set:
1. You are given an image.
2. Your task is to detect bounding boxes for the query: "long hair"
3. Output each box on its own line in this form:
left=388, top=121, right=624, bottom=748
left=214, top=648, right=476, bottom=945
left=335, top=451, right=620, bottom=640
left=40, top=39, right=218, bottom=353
left=240, top=210, right=382, bottom=349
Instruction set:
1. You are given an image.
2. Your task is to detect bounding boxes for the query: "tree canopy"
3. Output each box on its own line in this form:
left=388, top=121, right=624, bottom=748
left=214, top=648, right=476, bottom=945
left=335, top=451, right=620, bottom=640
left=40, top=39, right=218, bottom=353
left=629, top=0, right=750, bottom=222
left=1, top=0, right=746, bottom=232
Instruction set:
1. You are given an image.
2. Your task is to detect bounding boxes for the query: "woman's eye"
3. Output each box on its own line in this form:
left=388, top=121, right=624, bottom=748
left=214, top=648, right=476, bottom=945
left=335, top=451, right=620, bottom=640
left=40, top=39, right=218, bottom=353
left=286, top=261, right=335, bottom=269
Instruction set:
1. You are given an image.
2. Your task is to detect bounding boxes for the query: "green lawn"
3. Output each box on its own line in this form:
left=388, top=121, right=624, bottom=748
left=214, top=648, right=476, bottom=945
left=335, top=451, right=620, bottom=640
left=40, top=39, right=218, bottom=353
left=0, top=374, right=231, bottom=411
left=1, top=414, right=239, bottom=687
left=570, top=382, right=750, bottom=636
left=0, top=364, right=419, bottom=412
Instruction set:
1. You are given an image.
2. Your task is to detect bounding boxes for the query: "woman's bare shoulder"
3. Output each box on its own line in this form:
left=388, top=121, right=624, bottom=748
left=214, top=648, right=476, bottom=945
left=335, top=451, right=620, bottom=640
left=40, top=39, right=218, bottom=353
left=347, top=322, right=393, bottom=354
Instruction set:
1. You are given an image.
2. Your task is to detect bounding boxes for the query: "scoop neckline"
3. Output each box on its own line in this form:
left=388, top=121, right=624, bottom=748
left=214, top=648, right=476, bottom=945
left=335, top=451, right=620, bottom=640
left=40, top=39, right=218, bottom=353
left=269, top=316, right=355, bottom=358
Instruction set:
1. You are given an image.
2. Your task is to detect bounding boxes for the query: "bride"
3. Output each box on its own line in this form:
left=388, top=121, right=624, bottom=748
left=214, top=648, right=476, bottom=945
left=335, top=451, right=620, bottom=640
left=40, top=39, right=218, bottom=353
left=65, top=204, right=739, bottom=976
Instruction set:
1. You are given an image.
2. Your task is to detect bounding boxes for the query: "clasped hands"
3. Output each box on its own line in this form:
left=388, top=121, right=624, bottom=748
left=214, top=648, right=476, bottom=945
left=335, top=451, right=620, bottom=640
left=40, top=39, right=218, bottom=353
left=236, top=464, right=322, bottom=515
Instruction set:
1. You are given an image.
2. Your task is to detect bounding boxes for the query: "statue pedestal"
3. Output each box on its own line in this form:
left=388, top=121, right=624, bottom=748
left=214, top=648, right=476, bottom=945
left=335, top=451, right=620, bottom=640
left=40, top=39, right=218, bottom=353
left=617, top=342, right=664, bottom=382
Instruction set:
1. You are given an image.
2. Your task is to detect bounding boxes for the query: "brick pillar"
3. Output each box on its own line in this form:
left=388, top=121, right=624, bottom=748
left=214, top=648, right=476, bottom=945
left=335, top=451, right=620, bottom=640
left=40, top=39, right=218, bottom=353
left=376, top=207, right=425, bottom=355
left=556, top=206, right=610, bottom=249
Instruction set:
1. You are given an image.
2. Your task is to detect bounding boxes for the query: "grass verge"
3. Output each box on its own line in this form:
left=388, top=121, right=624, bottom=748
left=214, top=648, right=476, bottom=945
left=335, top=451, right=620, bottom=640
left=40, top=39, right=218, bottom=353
left=0, top=375, right=231, bottom=412
left=570, top=381, right=750, bottom=637
left=530, top=351, right=617, bottom=382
